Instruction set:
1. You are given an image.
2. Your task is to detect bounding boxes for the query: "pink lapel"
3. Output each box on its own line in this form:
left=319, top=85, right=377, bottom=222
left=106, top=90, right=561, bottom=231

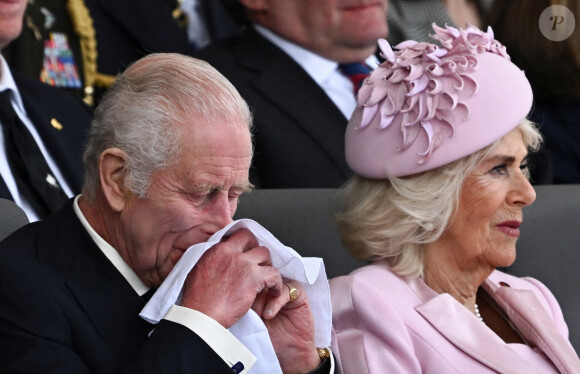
left=488, top=283, right=580, bottom=374
left=416, top=293, right=542, bottom=374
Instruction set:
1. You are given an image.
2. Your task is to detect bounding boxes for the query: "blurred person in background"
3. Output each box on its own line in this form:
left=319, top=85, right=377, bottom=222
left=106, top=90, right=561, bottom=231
left=196, top=0, right=388, bottom=188
left=0, top=0, right=91, bottom=221
left=488, top=0, right=580, bottom=183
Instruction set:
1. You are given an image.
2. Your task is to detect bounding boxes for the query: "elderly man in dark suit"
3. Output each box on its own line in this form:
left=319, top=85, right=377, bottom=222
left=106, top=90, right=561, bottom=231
left=0, top=0, right=91, bottom=221
left=0, top=51, right=334, bottom=373
left=195, top=0, right=389, bottom=188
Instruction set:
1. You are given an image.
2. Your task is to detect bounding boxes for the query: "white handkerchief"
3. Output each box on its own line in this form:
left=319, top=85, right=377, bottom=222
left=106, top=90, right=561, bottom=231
left=140, top=219, right=331, bottom=374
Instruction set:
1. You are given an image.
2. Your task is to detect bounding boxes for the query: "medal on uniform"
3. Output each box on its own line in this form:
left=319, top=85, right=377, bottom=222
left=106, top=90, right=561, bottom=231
left=40, top=32, right=82, bottom=89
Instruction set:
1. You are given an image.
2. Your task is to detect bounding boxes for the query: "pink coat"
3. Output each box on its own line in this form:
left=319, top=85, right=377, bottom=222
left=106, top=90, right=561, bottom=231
left=330, top=261, right=580, bottom=373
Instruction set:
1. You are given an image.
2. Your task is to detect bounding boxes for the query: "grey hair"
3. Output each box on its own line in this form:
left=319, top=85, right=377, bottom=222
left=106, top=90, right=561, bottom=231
left=333, top=119, right=542, bottom=277
left=82, top=53, right=253, bottom=201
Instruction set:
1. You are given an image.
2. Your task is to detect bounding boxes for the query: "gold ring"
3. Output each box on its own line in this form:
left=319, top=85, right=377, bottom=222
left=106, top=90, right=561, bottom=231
left=284, top=282, right=298, bottom=302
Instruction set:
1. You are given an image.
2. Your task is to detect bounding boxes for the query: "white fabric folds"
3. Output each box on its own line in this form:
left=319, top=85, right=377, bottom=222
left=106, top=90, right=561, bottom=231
left=140, top=219, right=331, bottom=374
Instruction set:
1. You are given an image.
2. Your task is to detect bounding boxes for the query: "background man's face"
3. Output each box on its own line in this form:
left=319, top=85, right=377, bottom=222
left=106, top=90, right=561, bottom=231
left=0, top=0, right=27, bottom=50
left=260, top=0, right=389, bottom=59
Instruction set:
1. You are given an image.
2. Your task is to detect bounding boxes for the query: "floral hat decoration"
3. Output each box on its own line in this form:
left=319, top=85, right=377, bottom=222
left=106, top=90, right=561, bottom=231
left=345, top=23, right=533, bottom=178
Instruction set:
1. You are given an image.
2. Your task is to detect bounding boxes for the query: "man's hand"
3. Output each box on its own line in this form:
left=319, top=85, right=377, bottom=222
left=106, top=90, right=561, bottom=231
left=180, top=228, right=285, bottom=328
left=253, top=281, right=321, bottom=374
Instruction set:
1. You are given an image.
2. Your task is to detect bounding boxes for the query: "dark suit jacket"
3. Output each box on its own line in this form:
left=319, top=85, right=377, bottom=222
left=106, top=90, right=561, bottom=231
left=531, top=101, right=579, bottom=184
left=0, top=200, right=235, bottom=373
left=85, top=0, right=240, bottom=76
left=0, top=72, right=91, bottom=203
left=0, top=200, right=334, bottom=373
left=195, top=28, right=353, bottom=188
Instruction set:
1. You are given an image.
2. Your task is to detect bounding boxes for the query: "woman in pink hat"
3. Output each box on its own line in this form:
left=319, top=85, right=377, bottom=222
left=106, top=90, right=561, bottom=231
left=329, top=24, right=580, bottom=373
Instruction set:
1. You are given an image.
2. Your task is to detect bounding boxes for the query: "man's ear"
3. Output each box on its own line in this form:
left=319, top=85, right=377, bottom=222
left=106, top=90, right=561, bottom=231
left=99, top=148, right=130, bottom=212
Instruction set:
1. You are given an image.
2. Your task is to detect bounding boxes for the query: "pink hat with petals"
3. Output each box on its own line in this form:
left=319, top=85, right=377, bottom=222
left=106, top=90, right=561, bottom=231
left=345, top=23, right=533, bottom=178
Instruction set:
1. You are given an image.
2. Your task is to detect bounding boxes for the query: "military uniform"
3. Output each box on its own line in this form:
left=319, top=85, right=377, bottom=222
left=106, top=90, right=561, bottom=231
left=4, top=0, right=115, bottom=107
left=5, top=0, right=238, bottom=107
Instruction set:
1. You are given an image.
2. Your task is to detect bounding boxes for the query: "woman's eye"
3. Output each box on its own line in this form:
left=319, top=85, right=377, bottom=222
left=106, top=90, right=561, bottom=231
left=520, top=162, right=530, bottom=171
left=490, top=164, right=507, bottom=175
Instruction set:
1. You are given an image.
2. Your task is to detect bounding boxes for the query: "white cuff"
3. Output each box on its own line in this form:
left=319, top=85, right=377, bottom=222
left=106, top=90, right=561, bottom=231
left=164, top=305, right=256, bottom=373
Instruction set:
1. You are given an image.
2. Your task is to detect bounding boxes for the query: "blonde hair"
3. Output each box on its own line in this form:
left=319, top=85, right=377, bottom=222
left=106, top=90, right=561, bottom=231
left=333, top=119, right=542, bottom=277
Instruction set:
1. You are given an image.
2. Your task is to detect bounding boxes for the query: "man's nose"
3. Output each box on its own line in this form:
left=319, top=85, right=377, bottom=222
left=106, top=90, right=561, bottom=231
left=207, top=192, right=234, bottom=229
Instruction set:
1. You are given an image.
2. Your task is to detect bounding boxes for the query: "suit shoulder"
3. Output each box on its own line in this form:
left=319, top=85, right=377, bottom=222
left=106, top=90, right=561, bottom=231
left=489, top=269, right=546, bottom=291
left=331, top=262, right=410, bottom=302
left=195, top=28, right=285, bottom=73
left=195, top=35, right=239, bottom=63
left=0, top=221, right=42, bottom=265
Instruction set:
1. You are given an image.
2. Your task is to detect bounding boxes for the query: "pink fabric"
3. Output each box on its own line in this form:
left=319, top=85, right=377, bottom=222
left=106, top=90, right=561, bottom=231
left=345, top=24, right=533, bottom=178
left=330, top=262, right=580, bottom=373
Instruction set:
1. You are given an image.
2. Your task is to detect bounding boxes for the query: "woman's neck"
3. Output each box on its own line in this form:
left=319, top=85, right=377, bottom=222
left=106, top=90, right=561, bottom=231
left=422, top=241, right=493, bottom=314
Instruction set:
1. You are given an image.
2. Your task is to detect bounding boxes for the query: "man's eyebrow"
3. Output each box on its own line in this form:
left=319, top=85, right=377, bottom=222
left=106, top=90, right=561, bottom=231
left=190, top=182, right=254, bottom=193
left=234, top=183, right=254, bottom=193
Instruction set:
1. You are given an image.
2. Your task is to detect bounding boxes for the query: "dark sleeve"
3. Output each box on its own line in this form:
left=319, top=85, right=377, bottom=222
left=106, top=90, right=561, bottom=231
left=0, top=259, right=233, bottom=373
left=307, top=355, right=333, bottom=374
left=0, top=262, right=93, bottom=373
left=123, top=320, right=234, bottom=374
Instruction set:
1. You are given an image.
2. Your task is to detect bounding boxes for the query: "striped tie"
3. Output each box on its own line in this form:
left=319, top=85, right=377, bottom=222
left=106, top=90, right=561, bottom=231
left=339, top=62, right=371, bottom=94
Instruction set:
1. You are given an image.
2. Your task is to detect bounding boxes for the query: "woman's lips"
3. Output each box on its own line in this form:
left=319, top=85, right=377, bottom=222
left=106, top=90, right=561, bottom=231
left=496, top=221, right=522, bottom=237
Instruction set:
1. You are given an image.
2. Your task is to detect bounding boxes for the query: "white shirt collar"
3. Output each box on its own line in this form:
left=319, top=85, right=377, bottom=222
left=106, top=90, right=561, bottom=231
left=73, top=195, right=150, bottom=296
left=0, top=55, right=27, bottom=114
left=253, top=24, right=339, bottom=85
left=253, top=24, right=379, bottom=81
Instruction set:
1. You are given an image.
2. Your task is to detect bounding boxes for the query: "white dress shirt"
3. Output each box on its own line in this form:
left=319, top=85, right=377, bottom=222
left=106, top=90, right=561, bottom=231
left=0, top=55, right=74, bottom=222
left=253, top=24, right=378, bottom=119
left=180, top=0, right=211, bottom=49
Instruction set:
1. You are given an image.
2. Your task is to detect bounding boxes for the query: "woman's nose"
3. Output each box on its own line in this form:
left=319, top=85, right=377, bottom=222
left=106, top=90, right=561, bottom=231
left=508, top=171, right=536, bottom=207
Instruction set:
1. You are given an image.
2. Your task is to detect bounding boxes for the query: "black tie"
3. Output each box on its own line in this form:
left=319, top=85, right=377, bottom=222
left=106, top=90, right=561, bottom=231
left=0, top=90, right=69, bottom=218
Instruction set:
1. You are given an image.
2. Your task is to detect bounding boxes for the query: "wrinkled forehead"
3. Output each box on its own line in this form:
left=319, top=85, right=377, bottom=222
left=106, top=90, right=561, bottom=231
left=180, top=116, right=252, bottom=155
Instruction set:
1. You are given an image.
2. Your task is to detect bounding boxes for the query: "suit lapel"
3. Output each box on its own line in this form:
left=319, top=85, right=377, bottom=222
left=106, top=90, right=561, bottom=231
left=488, top=284, right=580, bottom=373
left=65, top=251, right=153, bottom=354
left=235, top=29, right=351, bottom=177
left=415, top=275, right=580, bottom=373
left=0, top=176, right=12, bottom=201
left=37, top=202, right=152, bottom=356
left=416, top=293, right=541, bottom=374
left=14, top=74, right=85, bottom=192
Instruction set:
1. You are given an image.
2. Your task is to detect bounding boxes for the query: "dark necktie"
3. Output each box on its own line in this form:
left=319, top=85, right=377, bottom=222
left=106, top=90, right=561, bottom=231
left=0, top=90, right=69, bottom=218
left=339, top=62, right=371, bottom=95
